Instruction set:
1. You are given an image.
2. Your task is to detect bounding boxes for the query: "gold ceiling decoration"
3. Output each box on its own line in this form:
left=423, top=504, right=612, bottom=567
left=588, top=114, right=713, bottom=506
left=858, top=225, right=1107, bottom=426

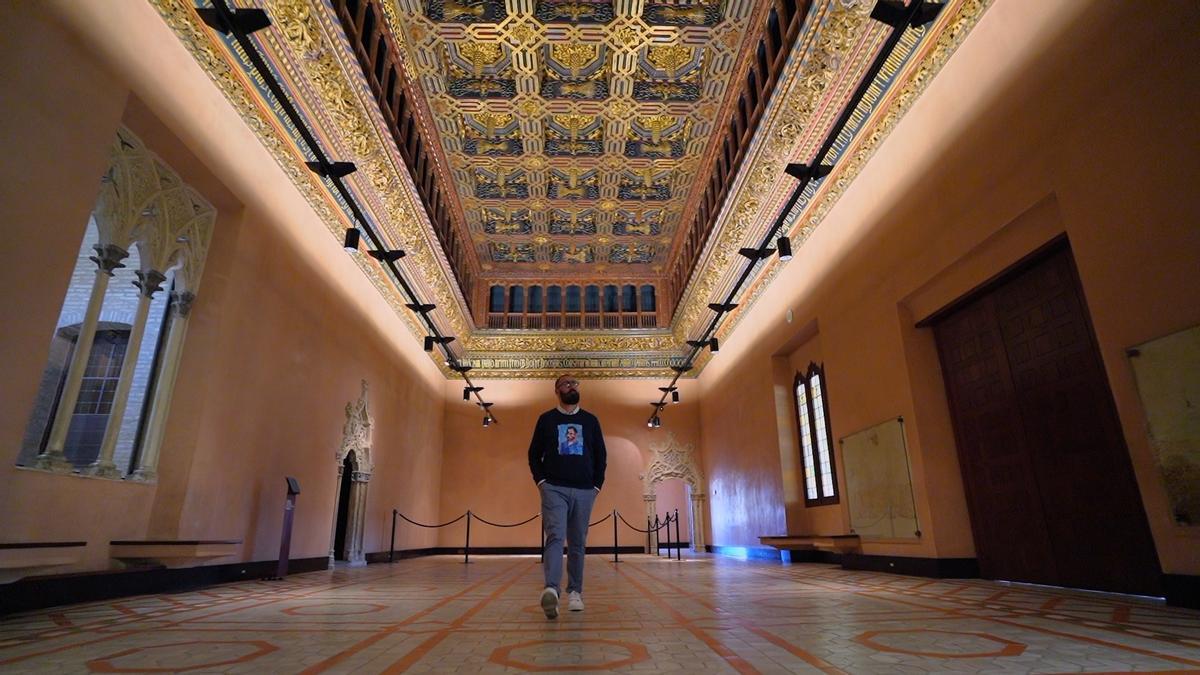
left=148, top=0, right=987, bottom=378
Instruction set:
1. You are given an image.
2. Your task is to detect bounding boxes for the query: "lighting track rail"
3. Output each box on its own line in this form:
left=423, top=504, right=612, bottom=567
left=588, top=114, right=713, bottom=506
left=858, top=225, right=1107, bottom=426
left=198, top=0, right=497, bottom=425
left=648, top=0, right=944, bottom=425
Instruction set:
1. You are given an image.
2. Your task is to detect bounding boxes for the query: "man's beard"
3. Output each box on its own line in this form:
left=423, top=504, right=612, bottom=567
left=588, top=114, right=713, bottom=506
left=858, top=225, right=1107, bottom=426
left=559, top=390, right=580, bottom=406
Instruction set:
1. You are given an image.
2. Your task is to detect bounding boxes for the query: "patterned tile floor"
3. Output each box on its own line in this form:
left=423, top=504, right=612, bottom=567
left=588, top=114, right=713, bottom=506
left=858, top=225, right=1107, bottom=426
left=1, top=554, right=1199, bottom=673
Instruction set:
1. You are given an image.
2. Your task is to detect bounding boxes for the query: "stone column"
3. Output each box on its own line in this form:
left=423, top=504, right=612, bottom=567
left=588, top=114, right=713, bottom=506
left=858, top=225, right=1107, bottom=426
left=347, top=472, right=370, bottom=567
left=85, top=269, right=167, bottom=478
left=130, top=291, right=194, bottom=481
left=689, top=493, right=707, bottom=552
left=643, top=493, right=658, bottom=552
left=37, top=244, right=129, bottom=471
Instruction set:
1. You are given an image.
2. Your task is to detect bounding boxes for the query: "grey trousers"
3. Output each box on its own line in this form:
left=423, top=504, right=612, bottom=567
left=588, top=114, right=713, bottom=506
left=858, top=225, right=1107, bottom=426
left=540, top=483, right=597, bottom=593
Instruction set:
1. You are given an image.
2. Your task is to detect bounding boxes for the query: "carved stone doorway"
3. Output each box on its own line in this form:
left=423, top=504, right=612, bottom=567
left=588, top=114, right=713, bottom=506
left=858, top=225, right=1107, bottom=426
left=329, top=381, right=373, bottom=567
left=641, top=431, right=706, bottom=552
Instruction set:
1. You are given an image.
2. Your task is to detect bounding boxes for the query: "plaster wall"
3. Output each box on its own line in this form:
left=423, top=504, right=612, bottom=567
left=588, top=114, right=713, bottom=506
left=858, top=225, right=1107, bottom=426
left=436, top=378, right=703, bottom=550
left=697, top=0, right=1200, bottom=573
left=0, top=1, right=446, bottom=571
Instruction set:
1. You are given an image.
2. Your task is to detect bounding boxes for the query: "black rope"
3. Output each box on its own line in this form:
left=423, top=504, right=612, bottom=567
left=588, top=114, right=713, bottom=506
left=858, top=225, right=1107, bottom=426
left=589, top=512, right=613, bottom=527
left=617, top=511, right=668, bottom=533
left=471, top=513, right=540, bottom=528
left=395, top=511, right=468, bottom=528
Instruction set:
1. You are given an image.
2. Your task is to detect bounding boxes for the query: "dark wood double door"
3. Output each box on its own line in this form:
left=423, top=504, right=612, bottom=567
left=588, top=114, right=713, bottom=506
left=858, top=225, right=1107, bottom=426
left=932, top=243, right=1161, bottom=595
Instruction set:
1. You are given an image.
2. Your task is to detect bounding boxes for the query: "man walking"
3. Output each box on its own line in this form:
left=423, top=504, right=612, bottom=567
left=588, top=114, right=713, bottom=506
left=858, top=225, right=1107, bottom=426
left=528, top=374, right=607, bottom=619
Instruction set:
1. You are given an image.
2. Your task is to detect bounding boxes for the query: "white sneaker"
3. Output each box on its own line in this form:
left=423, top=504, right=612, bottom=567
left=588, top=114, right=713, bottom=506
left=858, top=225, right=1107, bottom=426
left=567, top=591, right=584, bottom=612
left=540, top=587, right=559, bottom=619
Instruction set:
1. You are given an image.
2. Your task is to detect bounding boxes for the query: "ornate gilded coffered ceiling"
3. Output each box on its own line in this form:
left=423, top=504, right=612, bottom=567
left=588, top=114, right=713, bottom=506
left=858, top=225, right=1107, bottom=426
left=151, top=0, right=988, bottom=377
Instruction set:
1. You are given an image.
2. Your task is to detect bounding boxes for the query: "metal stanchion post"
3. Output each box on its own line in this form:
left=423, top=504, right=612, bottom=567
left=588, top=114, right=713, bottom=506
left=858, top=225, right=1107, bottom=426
left=653, top=515, right=660, bottom=556
left=646, top=517, right=652, bottom=554
left=463, top=510, right=472, bottom=564
left=389, top=509, right=397, bottom=563
left=612, top=509, right=619, bottom=563
left=675, top=508, right=681, bottom=560
left=664, top=513, right=672, bottom=557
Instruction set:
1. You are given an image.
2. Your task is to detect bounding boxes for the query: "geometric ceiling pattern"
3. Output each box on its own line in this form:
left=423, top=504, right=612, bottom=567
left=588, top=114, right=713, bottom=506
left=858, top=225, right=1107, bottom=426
left=396, top=0, right=757, bottom=280
left=151, top=0, right=989, bottom=377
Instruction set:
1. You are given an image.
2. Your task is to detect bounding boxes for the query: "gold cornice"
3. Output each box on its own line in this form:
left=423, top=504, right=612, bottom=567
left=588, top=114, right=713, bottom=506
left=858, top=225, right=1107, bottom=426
left=672, top=0, right=991, bottom=373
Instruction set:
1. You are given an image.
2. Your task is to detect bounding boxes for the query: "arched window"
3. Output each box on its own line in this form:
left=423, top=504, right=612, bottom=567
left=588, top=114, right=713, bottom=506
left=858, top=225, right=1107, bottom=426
left=547, top=286, right=562, bottom=312
left=640, top=285, right=656, bottom=312
left=19, top=126, right=215, bottom=479
left=565, top=285, right=581, bottom=312
left=584, top=285, right=600, bottom=313
left=508, top=285, right=524, bottom=312
left=528, top=285, right=544, bottom=313
left=794, top=363, right=838, bottom=505
left=488, top=285, right=505, bottom=312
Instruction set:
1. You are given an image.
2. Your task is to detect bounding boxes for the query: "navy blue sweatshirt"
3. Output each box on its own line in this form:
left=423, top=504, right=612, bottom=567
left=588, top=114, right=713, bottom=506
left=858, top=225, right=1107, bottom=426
left=528, top=408, right=607, bottom=490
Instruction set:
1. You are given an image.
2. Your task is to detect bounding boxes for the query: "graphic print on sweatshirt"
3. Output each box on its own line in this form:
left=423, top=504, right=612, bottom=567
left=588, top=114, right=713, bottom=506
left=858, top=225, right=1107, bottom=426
left=557, top=424, right=584, bottom=456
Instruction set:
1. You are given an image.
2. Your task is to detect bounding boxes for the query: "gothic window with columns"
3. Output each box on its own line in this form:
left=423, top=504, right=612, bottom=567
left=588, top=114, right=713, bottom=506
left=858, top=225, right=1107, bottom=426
left=18, top=127, right=215, bottom=480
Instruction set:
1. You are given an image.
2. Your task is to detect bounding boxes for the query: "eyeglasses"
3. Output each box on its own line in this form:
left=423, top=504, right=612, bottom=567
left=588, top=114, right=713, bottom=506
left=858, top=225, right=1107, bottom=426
left=557, top=380, right=580, bottom=389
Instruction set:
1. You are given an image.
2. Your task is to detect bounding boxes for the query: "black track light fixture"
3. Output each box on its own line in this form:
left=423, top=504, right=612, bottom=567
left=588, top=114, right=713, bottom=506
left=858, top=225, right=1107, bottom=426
left=658, top=386, right=677, bottom=394
left=196, top=6, right=270, bottom=35
left=405, top=302, right=436, bottom=314
left=671, top=390, right=680, bottom=403
left=449, top=363, right=474, bottom=374
left=738, top=247, right=775, bottom=261
left=343, top=228, right=360, bottom=251
left=687, top=338, right=719, bottom=354
left=871, top=0, right=942, bottom=28
left=783, top=162, right=833, bottom=181
left=463, top=386, right=483, bottom=401
left=708, top=302, right=738, bottom=314
left=424, top=335, right=455, bottom=352
left=477, top=402, right=494, bottom=409
left=482, top=414, right=492, bottom=427
left=304, top=160, right=358, bottom=179
left=367, top=249, right=406, bottom=263
left=777, top=236, right=793, bottom=261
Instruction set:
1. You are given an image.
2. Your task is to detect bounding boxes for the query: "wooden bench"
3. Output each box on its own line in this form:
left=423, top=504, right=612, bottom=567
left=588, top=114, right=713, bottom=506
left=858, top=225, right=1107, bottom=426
left=759, top=534, right=862, bottom=554
left=0, top=542, right=87, bottom=583
left=109, top=540, right=241, bottom=568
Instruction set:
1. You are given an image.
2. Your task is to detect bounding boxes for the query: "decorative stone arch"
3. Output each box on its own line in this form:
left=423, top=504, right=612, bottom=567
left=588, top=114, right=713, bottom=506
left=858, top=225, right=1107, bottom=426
left=641, top=431, right=706, bottom=552
left=329, top=380, right=374, bottom=566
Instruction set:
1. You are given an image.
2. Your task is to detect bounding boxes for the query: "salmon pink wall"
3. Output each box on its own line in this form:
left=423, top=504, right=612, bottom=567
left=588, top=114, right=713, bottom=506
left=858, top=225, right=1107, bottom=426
left=697, top=0, right=1200, bottom=572
left=436, top=378, right=703, bottom=550
left=0, top=1, right=446, bottom=571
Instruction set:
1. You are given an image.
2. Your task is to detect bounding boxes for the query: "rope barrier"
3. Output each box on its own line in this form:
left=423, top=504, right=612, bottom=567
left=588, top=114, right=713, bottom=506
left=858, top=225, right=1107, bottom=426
left=470, top=513, right=540, bottom=528
left=588, top=512, right=613, bottom=527
left=395, top=510, right=468, bottom=529
left=387, top=507, right=687, bottom=563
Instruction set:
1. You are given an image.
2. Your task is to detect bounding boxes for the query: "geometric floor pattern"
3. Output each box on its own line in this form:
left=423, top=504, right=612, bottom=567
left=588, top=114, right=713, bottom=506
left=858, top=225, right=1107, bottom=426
left=2, top=554, right=1199, bottom=673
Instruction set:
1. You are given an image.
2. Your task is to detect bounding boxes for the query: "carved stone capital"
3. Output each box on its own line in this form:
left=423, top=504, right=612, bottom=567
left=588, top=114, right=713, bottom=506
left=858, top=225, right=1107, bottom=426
left=89, top=244, right=129, bottom=276
left=83, top=458, right=122, bottom=479
left=351, top=471, right=371, bottom=482
left=134, top=269, right=168, bottom=298
left=129, top=467, right=157, bottom=482
left=643, top=494, right=658, bottom=502
left=171, top=291, right=196, bottom=318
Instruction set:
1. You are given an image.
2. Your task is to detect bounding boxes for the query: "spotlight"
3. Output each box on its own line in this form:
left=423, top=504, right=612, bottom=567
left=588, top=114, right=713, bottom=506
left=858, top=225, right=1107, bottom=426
left=424, top=335, right=455, bottom=352
left=710, top=338, right=719, bottom=353
left=708, top=302, right=738, bottom=314
left=777, top=236, right=793, bottom=261
left=483, top=414, right=492, bottom=427
left=343, top=228, right=361, bottom=251
left=463, top=386, right=483, bottom=400
left=651, top=415, right=662, bottom=428
left=687, top=338, right=719, bottom=354
left=672, top=390, right=680, bottom=403
left=367, top=249, right=406, bottom=263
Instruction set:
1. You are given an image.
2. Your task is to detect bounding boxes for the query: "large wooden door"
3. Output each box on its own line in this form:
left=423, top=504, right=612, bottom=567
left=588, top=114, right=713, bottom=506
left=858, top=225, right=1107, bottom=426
left=933, top=244, right=1161, bottom=595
